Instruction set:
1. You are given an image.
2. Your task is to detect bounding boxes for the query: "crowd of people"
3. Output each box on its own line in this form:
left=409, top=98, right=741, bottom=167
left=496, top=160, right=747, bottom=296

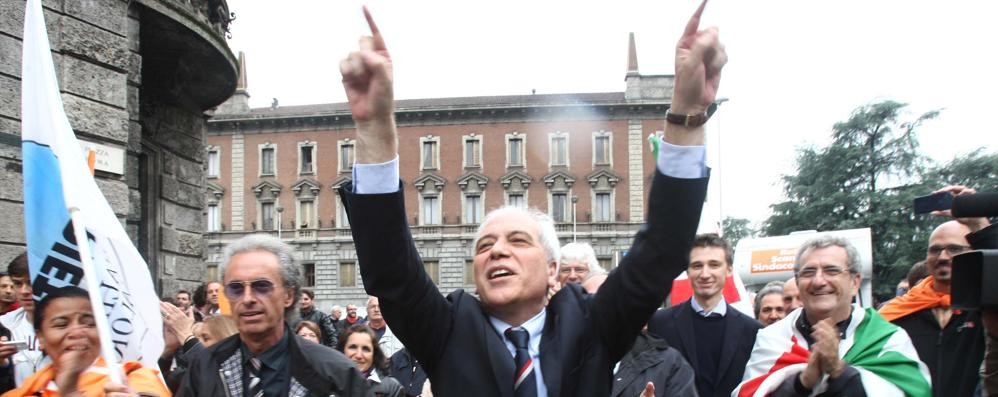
left=2, top=0, right=996, bottom=396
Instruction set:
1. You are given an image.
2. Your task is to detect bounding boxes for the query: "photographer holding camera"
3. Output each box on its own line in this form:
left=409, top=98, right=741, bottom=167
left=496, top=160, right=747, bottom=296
left=879, top=185, right=994, bottom=397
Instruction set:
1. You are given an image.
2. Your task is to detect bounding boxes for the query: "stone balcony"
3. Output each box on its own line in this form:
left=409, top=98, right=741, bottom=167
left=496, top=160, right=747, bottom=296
left=134, top=0, right=238, bottom=110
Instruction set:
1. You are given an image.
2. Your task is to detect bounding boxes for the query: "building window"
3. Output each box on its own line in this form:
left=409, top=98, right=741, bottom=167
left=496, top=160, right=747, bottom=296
left=507, top=193, right=525, bottom=208
left=507, top=134, right=524, bottom=167
left=205, top=265, right=218, bottom=284
left=464, top=194, right=482, bottom=224
left=550, top=134, right=567, bottom=166
left=598, top=257, right=614, bottom=271
left=207, top=204, right=221, bottom=232
left=337, top=198, right=350, bottom=228
left=261, top=202, right=275, bottom=230
left=339, top=141, right=354, bottom=173
left=207, top=149, right=220, bottom=178
left=464, top=261, right=474, bottom=285
left=594, top=192, right=612, bottom=222
left=260, top=147, right=275, bottom=176
left=424, top=260, right=440, bottom=285
left=464, top=136, right=482, bottom=168
left=339, top=262, right=356, bottom=287
left=303, top=263, right=315, bottom=287
left=298, top=200, right=315, bottom=229
left=299, top=143, right=315, bottom=175
left=422, top=195, right=441, bottom=225
left=594, top=133, right=611, bottom=165
left=421, top=137, right=439, bottom=170
left=551, top=193, right=568, bottom=222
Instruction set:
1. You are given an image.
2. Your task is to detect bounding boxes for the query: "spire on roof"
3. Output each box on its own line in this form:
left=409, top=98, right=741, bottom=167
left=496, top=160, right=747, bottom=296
left=236, top=51, right=248, bottom=91
left=626, top=32, right=639, bottom=76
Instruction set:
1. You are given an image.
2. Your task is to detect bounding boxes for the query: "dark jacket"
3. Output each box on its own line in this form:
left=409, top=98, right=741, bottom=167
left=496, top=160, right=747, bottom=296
left=0, top=324, right=13, bottom=393
left=340, top=170, right=708, bottom=397
left=369, top=370, right=405, bottom=397
left=611, top=332, right=697, bottom=397
left=647, top=300, right=761, bottom=397
left=389, top=348, right=427, bottom=397
left=298, top=307, right=340, bottom=347
left=178, top=326, right=370, bottom=397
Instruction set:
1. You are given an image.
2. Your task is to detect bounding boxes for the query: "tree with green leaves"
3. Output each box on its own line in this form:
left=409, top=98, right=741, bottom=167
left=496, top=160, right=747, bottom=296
left=763, top=100, right=941, bottom=299
left=722, top=217, right=753, bottom=248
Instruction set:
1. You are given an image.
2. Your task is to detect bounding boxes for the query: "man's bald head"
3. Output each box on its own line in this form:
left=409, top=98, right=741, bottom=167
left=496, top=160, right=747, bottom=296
left=783, top=277, right=802, bottom=313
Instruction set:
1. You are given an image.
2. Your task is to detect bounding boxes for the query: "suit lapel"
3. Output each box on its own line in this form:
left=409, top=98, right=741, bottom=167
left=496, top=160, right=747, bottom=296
left=676, top=301, right=699, bottom=370
left=485, top=315, right=516, bottom=397
left=539, top=308, right=562, bottom=397
left=716, top=311, right=740, bottom=384
left=218, top=349, right=244, bottom=397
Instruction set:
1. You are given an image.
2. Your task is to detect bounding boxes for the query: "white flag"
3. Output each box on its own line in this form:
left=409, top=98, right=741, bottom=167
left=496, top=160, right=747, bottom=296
left=21, top=0, right=163, bottom=368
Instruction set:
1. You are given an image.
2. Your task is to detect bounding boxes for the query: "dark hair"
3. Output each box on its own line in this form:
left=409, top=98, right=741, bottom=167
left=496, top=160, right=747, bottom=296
left=296, top=320, right=323, bottom=342
left=907, top=260, right=929, bottom=288
left=34, top=286, right=90, bottom=332
left=192, top=284, right=207, bottom=308
left=301, top=289, right=315, bottom=300
left=175, top=290, right=191, bottom=298
left=692, top=234, right=733, bottom=266
left=337, top=324, right=388, bottom=373
left=7, top=253, right=28, bottom=279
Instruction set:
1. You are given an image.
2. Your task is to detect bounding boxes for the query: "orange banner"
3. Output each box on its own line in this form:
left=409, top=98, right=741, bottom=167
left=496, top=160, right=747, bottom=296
left=749, top=248, right=797, bottom=273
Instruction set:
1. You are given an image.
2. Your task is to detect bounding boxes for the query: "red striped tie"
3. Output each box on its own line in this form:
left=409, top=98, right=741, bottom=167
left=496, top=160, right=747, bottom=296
left=505, top=327, right=537, bottom=397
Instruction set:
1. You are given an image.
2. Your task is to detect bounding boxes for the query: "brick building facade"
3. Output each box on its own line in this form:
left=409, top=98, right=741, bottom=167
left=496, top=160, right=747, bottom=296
left=205, top=34, right=694, bottom=309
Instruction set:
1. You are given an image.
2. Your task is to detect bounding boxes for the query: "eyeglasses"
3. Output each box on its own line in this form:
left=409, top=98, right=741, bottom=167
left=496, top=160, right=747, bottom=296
left=927, top=244, right=971, bottom=256
left=224, top=279, right=276, bottom=301
left=559, top=266, right=589, bottom=275
left=796, top=265, right=850, bottom=279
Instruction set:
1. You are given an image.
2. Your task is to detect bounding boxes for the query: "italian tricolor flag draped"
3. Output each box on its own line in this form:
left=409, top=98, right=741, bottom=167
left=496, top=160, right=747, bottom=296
left=733, top=306, right=931, bottom=397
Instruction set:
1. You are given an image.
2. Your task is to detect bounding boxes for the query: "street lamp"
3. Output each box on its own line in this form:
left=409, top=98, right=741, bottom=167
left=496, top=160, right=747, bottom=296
left=275, top=205, right=284, bottom=239
left=571, top=195, right=579, bottom=242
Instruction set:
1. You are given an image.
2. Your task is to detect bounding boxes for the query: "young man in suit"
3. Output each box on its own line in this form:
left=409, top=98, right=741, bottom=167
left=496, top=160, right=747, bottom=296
left=647, top=234, right=761, bottom=397
left=338, top=2, right=724, bottom=395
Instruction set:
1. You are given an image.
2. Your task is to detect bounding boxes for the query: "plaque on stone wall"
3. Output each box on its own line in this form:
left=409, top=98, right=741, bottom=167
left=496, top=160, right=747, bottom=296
left=78, top=140, right=125, bottom=175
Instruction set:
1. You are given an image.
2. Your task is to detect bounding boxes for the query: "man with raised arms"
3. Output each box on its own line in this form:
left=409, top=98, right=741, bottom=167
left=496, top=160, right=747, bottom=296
left=338, top=1, right=723, bottom=395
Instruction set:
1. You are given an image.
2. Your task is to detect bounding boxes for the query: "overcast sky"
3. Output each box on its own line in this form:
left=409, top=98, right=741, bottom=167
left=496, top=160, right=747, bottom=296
left=224, top=0, right=996, bottom=229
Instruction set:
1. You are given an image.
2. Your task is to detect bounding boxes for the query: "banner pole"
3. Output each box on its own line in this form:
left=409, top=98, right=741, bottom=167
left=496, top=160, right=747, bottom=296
left=68, top=207, right=124, bottom=384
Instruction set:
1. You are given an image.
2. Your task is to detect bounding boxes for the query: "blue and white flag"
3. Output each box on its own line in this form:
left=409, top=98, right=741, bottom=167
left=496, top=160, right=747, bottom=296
left=21, top=0, right=163, bottom=368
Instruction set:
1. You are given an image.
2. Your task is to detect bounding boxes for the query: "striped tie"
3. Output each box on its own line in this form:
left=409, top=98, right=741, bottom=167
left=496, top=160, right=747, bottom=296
left=504, top=327, right=537, bottom=397
left=247, top=356, right=263, bottom=397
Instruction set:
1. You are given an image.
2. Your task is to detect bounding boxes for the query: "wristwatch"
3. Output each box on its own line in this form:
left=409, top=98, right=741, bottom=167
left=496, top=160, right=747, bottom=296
left=666, top=102, right=719, bottom=128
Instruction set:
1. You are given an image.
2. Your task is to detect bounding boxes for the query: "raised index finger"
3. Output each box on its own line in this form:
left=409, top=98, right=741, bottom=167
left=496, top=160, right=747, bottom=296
left=681, top=0, right=708, bottom=40
left=363, top=6, right=388, bottom=52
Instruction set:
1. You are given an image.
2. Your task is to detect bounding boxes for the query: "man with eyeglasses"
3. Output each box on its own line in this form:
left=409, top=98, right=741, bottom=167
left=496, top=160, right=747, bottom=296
left=735, top=236, right=930, bottom=396
left=179, top=234, right=368, bottom=396
left=557, top=242, right=604, bottom=286
left=881, top=213, right=991, bottom=396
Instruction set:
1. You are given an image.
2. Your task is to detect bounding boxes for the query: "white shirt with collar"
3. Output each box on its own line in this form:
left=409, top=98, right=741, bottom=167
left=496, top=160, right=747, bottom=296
left=488, top=309, right=547, bottom=396
left=690, top=296, right=728, bottom=317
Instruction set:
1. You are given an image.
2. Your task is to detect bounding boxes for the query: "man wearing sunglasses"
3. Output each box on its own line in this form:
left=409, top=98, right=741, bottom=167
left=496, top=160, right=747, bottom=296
left=880, top=198, right=992, bottom=397
left=179, top=235, right=369, bottom=396
left=338, top=2, right=718, bottom=395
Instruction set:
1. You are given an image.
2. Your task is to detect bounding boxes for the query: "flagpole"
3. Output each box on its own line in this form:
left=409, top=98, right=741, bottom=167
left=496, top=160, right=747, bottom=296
left=67, top=207, right=124, bottom=384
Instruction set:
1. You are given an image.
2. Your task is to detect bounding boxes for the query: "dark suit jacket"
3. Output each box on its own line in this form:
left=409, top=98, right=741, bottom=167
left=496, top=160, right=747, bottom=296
left=340, top=170, right=708, bottom=397
left=647, top=300, right=760, bottom=397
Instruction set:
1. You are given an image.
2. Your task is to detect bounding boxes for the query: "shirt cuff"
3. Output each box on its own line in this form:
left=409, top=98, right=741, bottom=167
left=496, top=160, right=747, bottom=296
left=352, top=155, right=400, bottom=194
left=656, top=139, right=707, bottom=179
